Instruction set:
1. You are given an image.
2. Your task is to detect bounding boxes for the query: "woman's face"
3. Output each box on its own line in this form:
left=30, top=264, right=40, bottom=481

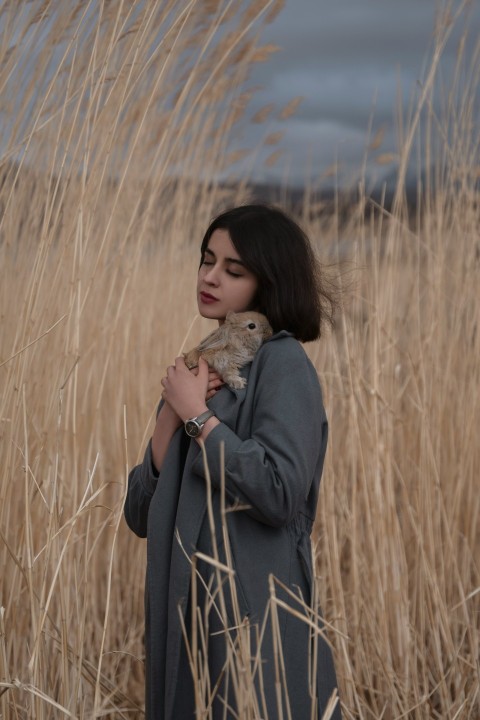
left=197, top=229, right=258, bottom=324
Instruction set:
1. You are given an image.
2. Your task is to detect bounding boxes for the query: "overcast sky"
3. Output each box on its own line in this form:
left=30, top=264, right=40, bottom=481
left=3, top=1, right=478, bottom=190
left=231, top=0, right=480, bottom=187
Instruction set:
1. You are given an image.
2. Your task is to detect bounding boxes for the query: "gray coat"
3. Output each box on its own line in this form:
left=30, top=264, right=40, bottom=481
left=125, top=331, right=341, bottom=719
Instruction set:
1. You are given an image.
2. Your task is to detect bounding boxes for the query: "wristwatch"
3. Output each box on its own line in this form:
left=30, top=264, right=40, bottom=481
left=184, top=410, right=215, bottom=438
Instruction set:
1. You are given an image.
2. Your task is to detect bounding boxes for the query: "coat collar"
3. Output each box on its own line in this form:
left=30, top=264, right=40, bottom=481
left=265, top=329, right=294, bottom=343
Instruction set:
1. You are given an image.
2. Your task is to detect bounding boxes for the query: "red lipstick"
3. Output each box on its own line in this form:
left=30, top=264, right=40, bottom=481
left=199, top=291, right=218, bottom=304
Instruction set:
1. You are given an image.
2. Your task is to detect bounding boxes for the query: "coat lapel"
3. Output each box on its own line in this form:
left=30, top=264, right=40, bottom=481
left=164, top=376, right=247, bottom=718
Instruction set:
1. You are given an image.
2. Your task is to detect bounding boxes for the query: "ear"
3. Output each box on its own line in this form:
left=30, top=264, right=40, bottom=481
left=225, top=310, right=235, bottom=322
left=196, top=323, right=230, bottom=352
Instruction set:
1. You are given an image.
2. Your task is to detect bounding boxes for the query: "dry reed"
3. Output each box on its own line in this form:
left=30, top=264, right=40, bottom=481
left=0, top=0, right=479, bottom=718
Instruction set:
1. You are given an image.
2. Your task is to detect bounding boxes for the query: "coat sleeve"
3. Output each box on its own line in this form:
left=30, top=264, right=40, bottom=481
left=124, top=400, right=164, bottom=538
left=124, top=439, right=159, bottom=538
left=191, top=339, right=328, bottom=528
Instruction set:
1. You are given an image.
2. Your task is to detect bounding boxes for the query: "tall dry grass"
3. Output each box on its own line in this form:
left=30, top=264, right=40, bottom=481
left=0, top=0, right=479, bottom=718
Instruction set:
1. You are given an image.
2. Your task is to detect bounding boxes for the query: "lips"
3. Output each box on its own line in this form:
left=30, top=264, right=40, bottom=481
left=199, top=291, right=219, bottom=304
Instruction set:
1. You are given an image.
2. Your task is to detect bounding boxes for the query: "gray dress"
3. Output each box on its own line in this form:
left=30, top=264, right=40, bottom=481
left=124, top=331, right=342, bottom=719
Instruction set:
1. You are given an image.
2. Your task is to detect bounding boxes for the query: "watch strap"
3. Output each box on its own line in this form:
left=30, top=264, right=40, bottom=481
left=184, top=409, right=215, bottom=437
left=194, top=410, right=214, bottom=425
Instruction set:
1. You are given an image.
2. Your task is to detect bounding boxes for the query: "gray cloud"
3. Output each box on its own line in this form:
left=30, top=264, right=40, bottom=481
left=232, top=0, right=480, bottom=185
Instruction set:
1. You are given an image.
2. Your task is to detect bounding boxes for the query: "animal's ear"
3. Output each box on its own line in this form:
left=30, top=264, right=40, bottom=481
left=225, top=310, right=235, bottom=322
left=195, top=322, right=230, bottom=352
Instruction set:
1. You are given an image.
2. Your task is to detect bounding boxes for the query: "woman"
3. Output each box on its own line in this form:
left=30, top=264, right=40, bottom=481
left=124, top=204, right=342, bottom=719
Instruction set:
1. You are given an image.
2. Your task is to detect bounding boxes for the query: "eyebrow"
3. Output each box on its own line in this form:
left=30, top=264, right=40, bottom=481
left=204, top=247, right=246, bottom=266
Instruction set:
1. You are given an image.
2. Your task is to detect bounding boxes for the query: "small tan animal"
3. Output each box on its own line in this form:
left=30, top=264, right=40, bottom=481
left=184, top=311, right=273, bottom=389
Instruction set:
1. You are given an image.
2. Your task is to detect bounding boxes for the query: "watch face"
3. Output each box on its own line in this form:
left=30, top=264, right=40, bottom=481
left=185, top=420, right=200, bottom=437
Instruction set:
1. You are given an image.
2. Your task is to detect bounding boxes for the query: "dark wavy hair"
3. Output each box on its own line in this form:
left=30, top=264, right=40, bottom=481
left=200, top=204, right=336, bottom=342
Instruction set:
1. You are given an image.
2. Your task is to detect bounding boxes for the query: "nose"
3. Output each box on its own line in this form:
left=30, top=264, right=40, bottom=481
left=203, top=264, right=220, bottom=286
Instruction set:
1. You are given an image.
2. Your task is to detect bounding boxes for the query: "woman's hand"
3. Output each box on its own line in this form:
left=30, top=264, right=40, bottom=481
left=191, top=365, right=224, bottom=400
left=161, top=357, right=220, bottom=422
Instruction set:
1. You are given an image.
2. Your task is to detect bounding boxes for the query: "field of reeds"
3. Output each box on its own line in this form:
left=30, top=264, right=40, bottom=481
left=0, top=1, right=479, bottom=718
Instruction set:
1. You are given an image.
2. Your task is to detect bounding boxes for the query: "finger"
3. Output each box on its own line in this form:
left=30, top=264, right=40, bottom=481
left=207, top=378, right=223, bottom=391
left=174, top=356, right=186, bottom=369
left=198, top=356, right=209, bottom=378
left=161, top=376, right=167, bottom=387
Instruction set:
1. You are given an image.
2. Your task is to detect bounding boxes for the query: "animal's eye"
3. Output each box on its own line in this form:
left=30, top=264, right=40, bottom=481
left=247, top=323, right=256, bottom=330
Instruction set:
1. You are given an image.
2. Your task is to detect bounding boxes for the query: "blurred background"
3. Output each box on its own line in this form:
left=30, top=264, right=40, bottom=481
left=232, top=0, right=480, bottom=187
left=0, top=1, right=479, bottom=718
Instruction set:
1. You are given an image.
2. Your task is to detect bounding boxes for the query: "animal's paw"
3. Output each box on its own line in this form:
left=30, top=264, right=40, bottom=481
left=183, top=351, right=198, bottom=369
left=227, top=375, right=246, bottom=390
